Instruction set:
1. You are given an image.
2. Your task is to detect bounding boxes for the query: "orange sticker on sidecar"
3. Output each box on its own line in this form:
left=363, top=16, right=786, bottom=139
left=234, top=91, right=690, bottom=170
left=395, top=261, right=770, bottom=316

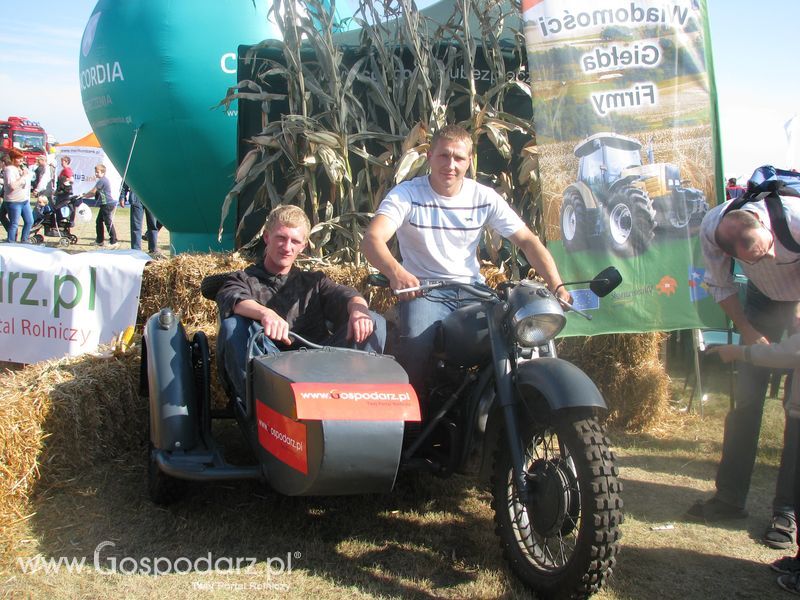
left=290, top=383, right=421, bottom=422
left=256, top=401, right=308, bottom=475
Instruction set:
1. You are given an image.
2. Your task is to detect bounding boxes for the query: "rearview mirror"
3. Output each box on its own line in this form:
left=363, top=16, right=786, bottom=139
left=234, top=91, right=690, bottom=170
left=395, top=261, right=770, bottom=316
left=589, top=267, right=622, bottom=298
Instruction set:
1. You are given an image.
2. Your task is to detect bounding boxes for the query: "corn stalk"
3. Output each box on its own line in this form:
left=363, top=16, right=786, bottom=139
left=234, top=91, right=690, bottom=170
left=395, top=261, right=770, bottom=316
left=221, top=0, right=539, bottom=274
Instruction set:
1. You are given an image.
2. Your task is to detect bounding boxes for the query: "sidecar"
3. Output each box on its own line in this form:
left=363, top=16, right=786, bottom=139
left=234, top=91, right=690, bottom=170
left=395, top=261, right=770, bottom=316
left=140, top=305, right=420, bottom=504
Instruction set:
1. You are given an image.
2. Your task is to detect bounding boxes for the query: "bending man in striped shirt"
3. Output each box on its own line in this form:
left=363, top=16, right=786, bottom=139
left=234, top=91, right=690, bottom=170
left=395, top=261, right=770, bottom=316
left=687, top=179, right=800, bottom=551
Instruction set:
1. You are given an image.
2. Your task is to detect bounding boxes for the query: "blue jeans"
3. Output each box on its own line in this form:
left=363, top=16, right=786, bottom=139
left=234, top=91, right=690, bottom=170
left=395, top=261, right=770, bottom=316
left=129, top=197, right=159, bottom=252
left=218, top=313, right=387, bottom=403
left=5, top=201, right=33, bottom=242
left=395, top=288, right=478, bottom=396
left=715, top=283, right=799, bottom=512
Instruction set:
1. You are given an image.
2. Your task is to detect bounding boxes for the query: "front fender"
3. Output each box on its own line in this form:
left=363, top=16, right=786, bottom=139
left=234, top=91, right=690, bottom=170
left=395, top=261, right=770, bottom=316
left=142, top=308, right=200, bottom=451
left=516, top=357, right=607, bottom=412
left=477, top=357, right=607, bottom=483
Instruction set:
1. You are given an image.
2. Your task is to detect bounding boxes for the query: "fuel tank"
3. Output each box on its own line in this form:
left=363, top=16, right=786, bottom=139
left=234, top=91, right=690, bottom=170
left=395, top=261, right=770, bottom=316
left=434, top=302, right=491, bottom=368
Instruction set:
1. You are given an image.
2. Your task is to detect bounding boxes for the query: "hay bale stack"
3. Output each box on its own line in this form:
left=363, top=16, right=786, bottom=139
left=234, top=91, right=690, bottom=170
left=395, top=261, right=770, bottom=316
left=0, top=350, right=141, bottom=561
left=557, top=332, right=670, bottom=431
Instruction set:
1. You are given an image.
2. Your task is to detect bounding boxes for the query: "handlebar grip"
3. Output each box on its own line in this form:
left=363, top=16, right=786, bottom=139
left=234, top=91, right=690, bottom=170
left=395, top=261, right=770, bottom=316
left=366, top=273, right=390, bottom=288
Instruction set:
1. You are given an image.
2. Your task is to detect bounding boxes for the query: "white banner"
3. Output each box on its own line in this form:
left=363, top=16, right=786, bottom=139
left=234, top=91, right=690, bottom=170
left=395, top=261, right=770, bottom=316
left=0, top=245, right=149, bottom=364
left=54, top=146, right=123, bottom=200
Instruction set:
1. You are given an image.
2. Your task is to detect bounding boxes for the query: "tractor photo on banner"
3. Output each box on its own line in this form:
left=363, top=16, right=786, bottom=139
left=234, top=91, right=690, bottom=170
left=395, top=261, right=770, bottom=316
left=522, top=0, right=726, bottom=335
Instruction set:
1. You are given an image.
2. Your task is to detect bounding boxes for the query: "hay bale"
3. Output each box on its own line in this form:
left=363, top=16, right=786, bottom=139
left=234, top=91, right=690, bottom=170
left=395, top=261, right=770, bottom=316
left=137, top=252, right=250, bottom=330
left=557, top=332, right=670, bottom=431
left=0, top=349, right=141, bottom=562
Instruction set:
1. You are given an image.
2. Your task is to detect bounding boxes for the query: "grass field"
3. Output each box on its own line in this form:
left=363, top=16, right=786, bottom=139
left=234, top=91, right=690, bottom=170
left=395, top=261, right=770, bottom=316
left=1, top=354, right=794, bottom=599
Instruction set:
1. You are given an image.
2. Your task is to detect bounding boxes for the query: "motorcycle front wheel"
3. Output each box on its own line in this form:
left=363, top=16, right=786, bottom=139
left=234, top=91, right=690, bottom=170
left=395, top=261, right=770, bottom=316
left=491, top=415, right=622, bottom=599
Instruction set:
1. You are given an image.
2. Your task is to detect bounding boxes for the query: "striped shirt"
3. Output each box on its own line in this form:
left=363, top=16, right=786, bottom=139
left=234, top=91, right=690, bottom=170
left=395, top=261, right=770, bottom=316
left=700, top=196, right=800, bottom=302
left=376, top=176, right=524, bottom=282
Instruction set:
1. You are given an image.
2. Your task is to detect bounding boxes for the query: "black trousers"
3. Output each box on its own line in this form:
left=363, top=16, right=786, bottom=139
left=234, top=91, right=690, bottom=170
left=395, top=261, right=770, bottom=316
left=95, top=203, right=118, bottom=244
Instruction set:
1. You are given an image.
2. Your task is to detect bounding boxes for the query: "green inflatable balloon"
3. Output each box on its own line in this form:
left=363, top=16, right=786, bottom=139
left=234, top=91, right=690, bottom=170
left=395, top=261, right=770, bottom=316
left=79, top=0, right=274, bottom=252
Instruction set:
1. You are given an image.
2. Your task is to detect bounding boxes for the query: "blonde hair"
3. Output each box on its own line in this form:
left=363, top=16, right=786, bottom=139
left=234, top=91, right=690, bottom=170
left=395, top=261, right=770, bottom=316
left=265, top=205, right=311, bottom=239
left=430, top=124, right=473, bottom=155
left=95, top=163, right=107, bottom=175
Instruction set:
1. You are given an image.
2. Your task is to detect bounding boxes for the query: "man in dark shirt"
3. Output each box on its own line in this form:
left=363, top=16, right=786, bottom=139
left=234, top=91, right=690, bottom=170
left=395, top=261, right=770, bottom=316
left=215, top=205, right=386, bottom=402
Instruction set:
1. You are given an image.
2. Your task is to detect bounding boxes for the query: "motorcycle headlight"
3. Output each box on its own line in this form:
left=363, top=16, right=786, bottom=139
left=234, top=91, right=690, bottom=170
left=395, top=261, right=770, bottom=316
left=512, top=312, right=566, bottom=346
left=507, top=282, right=567, bottom=347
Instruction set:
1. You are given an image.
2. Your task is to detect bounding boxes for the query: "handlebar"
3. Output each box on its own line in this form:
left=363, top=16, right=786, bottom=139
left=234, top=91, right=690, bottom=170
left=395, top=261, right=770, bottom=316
left=366, top=273, right=497, bottom=300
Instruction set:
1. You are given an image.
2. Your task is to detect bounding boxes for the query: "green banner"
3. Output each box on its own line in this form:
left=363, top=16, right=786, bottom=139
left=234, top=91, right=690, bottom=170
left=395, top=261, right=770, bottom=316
left=522, top=0, right=726, bottom=335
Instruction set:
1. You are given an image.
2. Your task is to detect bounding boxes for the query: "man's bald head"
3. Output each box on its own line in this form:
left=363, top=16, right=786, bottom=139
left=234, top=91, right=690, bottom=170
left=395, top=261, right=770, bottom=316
left=715, top=210, right=762, bottom=256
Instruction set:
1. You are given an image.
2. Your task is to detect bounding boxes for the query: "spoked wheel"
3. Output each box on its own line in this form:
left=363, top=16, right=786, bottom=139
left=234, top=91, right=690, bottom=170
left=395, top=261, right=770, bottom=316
left=32, top=234, right=45, bottom=245
left=69, top=234, right=78, bottom=244
left=492, top=416, right=622, bottom=599
left=58, top=237, right=70, bottom=247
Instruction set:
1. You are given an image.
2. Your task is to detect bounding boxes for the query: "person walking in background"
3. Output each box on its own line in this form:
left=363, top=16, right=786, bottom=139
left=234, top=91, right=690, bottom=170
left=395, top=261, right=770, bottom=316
left=1, top=148, right=34, bottom=243
left=81, top=163, right=118, bottom=248
left=119, top=181, right=161, bottom=255
left=687, top=170, right=800, bottom=551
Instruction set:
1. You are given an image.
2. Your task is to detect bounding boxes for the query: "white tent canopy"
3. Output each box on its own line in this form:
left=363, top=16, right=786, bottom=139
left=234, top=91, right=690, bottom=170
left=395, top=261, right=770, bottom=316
left=55, top=132, right=122, bottom=201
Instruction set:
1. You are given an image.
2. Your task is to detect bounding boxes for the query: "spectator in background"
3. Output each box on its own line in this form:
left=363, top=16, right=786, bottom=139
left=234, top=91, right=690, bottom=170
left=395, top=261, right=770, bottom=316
left=31, top=155, right=53, bottom=202
left=0, top=154, right=11, bottom=234
left=54, top=155, right=73, bottom=204
left=119, top=182, right=162, bottom=255
left=726, top=177, right=746, bottom=201
left=81, top=163, right=118, bottom=248
left=1, top=148, right=34, bottom=243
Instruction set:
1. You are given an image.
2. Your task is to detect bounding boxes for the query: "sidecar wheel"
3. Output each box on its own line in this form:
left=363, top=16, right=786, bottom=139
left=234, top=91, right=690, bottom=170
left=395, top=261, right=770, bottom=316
left=491, top=415, right=622, bottom=599
left=148, top=443, right=187, bottom=506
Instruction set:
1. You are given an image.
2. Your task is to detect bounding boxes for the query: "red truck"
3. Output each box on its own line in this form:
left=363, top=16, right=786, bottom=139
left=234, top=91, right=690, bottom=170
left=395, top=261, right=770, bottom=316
left=0, top=116, right=49, bottom=165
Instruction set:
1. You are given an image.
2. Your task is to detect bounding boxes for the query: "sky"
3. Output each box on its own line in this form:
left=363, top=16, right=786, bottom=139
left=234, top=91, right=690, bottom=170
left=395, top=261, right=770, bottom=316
left=0, top=0, right=797, bottom=181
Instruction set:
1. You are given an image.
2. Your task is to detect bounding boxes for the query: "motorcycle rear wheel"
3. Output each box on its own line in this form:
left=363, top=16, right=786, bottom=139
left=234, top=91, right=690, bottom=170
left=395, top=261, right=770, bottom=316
left=491, top=415, right=622, bottom=599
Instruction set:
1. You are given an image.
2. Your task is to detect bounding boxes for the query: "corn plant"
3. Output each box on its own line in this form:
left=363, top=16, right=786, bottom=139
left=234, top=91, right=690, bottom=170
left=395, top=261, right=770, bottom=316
left=220, top=0, right=541, bottom=276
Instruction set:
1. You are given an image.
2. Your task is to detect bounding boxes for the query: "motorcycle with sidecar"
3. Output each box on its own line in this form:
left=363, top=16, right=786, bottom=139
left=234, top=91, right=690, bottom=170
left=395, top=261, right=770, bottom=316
left=141, top=267, right=623, bottom=599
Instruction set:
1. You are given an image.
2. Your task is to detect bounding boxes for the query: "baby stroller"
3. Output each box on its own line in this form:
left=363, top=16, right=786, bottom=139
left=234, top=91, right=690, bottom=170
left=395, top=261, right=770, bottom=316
left=30, top=195, right=84, bottom=247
